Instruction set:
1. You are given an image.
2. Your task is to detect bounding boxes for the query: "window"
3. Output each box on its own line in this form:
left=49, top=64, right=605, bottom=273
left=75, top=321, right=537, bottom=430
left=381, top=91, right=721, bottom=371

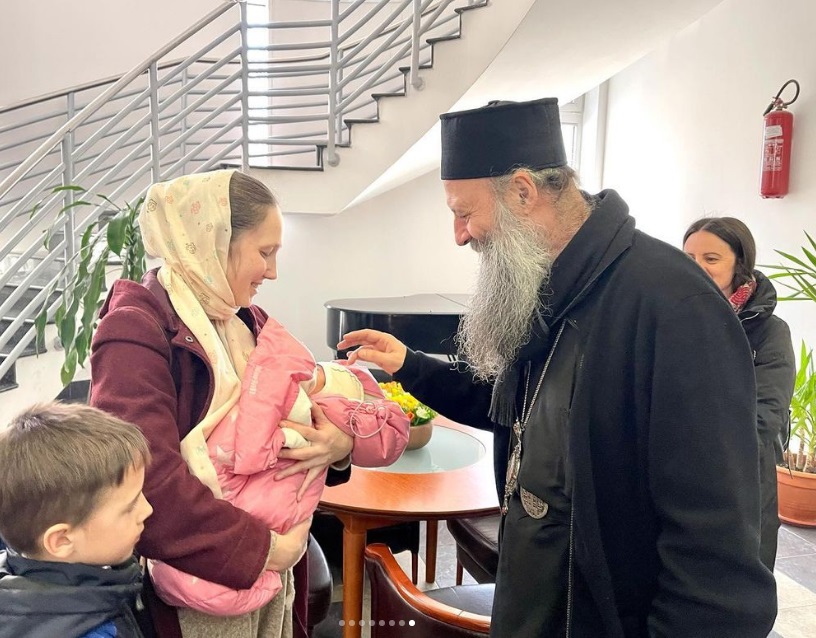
left=559, top=96, right=583, bottom=170
left=246, top=0, right=271, bottom=165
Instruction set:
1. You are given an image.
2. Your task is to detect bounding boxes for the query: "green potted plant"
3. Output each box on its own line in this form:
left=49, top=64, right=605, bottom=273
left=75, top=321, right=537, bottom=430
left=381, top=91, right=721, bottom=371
left=378, top=380, right=437, bottom=450
left=775, top=341, right=816, bottom=526
left=35, top=186, right=147, bottom=386
left=766, top=233, right=816, bottom=526
left=785, top=342, right=816, bottom=472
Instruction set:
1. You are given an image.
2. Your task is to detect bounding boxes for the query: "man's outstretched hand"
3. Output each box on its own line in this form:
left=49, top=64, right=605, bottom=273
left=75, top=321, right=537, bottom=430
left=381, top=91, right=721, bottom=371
left=337, top=329, right=408, bottom=375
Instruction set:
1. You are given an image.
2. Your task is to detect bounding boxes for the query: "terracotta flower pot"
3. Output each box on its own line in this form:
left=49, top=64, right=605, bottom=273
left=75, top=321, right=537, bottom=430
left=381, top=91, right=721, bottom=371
left=406, top=421, right=433, bottom=450
left=777, top=465, right=816, bottom=528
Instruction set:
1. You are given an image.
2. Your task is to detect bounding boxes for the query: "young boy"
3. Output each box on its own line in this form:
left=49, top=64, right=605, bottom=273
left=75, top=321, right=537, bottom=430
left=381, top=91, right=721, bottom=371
left=0, top=402, right=153, bottom=638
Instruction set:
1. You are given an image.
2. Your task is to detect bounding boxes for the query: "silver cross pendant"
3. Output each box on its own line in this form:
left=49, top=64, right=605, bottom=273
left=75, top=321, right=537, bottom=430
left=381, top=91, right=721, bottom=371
left=501, top=420, right=524, bottom=515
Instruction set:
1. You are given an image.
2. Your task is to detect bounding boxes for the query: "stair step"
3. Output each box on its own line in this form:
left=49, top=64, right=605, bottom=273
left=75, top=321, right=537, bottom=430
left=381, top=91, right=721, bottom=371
left=455, top=1, right=490, bottom=14
left=0, top=284, right=62, bottom=320
left=371, top=91, right=406, bottom=100
left=426, top=34, right=460, bottom=45
left=0, top=358, right=18, bottom=394
left=55, top=379, right=90, bottom=404
left=0, top=256, right=65, bottom=288
left=397, top=63, right=433, bottom=74
left=0, top=317, right=46, bottom=357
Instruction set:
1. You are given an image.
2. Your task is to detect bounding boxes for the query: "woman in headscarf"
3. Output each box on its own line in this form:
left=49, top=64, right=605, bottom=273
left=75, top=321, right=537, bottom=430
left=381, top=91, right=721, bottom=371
left=683, top=216, right=795, bottom=570
left=90, top=170, right=354, bottom=637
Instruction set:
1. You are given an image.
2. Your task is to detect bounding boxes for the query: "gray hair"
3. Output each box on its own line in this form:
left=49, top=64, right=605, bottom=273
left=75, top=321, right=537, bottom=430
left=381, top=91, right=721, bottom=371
left=490, top=165, right=578, bottom=202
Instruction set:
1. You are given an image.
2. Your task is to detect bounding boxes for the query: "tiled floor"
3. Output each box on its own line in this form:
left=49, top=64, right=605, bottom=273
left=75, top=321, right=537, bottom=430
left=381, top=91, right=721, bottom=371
left=771, top=524, right=816, bottom=637
left=315, top=522, right=816, bottom=637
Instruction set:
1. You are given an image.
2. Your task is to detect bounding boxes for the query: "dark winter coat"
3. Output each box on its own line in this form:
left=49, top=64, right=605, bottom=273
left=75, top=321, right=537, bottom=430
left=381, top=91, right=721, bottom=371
left=739, top=270, right=795, bottom=454
left=90, top=270, right=350, bottom=637
left=0, top=550, right=143, bottom=638
left=739, top=270, right=795, bottom=570
left=395, top=190, right=776, bottom=637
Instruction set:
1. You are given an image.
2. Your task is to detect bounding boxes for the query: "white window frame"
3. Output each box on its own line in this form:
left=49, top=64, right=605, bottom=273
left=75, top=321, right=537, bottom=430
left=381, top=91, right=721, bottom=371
left=559, top=95, right=584, bottom=172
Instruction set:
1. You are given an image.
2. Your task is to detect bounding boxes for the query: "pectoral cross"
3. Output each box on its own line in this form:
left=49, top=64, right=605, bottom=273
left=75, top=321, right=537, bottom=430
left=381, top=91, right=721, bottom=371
left=501, top=420, right=524, bottom=515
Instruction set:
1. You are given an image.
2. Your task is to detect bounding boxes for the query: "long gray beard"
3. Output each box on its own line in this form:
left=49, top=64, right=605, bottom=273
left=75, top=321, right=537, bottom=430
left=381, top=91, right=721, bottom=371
left=456, top=200, right=554, bottom=381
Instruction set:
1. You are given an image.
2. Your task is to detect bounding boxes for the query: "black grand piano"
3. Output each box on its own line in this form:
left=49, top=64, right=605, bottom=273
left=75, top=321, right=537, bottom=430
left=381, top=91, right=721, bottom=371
left=325, top=293, right=470, bottom=360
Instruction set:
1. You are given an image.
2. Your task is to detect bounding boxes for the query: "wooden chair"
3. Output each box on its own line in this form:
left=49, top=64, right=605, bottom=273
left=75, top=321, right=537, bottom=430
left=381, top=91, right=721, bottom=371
left=364, top=543, right=493, bottom=638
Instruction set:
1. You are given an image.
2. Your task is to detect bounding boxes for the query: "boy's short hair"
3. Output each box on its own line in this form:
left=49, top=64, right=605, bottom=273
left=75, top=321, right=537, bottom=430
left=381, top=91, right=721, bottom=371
left=0, top=402, right=150, bottom=554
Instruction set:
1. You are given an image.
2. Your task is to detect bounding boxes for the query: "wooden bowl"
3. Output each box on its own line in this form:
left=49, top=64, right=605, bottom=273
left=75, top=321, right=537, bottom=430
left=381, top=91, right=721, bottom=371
left=406, top=422, right=433, bottom=450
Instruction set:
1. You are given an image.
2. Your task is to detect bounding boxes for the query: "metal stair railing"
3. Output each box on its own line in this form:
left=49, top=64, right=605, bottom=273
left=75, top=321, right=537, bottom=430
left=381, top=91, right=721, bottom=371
left=240, top=0, right=467, bottom=168
left=0, top=1, right=248, bottom=383
left=0, top=0, right=485, bottom=384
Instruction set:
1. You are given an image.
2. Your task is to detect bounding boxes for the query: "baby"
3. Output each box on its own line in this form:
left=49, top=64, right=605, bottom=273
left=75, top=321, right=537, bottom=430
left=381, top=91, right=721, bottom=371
left=148, top=317, right=409, bottom=615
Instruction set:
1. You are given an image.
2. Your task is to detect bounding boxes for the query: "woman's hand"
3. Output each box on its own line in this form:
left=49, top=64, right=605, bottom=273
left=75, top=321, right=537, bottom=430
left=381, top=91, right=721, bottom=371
left=275, top=403, right=353, bottom=500
left=264, top=517, right=312, bottom=571
left=337, top=329, right=408, bottom=375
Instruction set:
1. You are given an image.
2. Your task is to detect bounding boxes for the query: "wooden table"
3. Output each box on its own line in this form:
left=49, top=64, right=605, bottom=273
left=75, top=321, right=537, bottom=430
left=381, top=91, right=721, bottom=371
left=318, top=417, right=499, bottom=638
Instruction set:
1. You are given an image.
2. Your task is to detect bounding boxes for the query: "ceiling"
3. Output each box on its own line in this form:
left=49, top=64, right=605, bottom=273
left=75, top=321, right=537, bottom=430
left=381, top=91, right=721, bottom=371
left=349, top=0, right=727, bottom=207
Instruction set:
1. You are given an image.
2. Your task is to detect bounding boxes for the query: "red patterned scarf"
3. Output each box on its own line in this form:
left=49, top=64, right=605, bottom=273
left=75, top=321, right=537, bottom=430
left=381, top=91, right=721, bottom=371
left=729, top=279, right=756, bottom=312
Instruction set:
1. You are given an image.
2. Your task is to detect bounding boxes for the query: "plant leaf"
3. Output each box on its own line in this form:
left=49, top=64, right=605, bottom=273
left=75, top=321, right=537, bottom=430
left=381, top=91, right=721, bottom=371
left=60, top=349, right=78, bottom=387
left=106, top=213, right=127, bottom=255
left=58, top=307, right=76, bottom=350
left=97, top=194, right=121, bottom=211
left=791, top=341, right=816, bottom=453
left=58, top=199, right=93, bottom=213
left=74, top=331, right=88, bottom=367
left=34, top=311, right=48, bottom=351
left=801, top=246, right=816, bottom=271
left=775, top=249, right=813, bottom=271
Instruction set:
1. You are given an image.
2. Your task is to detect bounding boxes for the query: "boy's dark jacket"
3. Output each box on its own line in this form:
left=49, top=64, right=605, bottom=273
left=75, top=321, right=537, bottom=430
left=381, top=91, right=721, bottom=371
left=0, top=549, right=143, bottom=638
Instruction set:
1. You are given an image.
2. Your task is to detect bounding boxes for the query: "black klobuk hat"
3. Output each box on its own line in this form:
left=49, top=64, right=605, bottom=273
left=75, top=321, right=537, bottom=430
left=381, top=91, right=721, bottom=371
left=440, top=97, right=567, bottom=180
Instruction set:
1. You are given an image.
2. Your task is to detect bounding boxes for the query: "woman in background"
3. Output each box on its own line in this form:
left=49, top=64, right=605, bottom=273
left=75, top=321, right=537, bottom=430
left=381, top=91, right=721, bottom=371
left=684, top=216, right=795, bottom=570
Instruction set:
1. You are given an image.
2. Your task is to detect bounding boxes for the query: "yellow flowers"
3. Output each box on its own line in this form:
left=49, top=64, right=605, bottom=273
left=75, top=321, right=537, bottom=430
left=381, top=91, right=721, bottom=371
left=378, top=381, right=437, bottom=427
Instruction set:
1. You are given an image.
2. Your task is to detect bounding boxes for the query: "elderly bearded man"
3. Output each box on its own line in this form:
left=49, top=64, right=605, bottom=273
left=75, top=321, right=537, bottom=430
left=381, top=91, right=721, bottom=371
left=339, top=98, right=776, bottom=637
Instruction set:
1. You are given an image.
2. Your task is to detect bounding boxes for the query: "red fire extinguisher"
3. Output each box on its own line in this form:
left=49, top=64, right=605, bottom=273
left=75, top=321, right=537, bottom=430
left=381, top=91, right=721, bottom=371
left=760, top=79, right=800, bottom=199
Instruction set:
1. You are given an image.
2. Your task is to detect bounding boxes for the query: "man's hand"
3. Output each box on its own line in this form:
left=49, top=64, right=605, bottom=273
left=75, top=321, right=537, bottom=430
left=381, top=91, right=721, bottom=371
left=337, top=329, right=408, bottom=375
left=275, top=403, right=353, bottom=500
left=264, top=517, right=312, bottom=571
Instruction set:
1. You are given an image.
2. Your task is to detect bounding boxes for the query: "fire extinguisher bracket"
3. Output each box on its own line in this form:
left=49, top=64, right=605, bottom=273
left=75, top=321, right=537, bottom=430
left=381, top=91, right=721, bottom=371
left=763, top=79, right=800, bottom=116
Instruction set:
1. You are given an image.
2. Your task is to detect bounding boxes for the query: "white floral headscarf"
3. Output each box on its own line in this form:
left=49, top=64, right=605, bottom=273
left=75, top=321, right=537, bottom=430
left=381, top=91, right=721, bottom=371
left=139, top=169, right=256, bottom=497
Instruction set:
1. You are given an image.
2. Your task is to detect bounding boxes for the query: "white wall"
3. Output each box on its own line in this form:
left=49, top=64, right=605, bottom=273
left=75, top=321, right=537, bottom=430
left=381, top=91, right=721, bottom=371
left=252, top=169, right=478, bottom=359
left=0, top=0, right=222, bottom=106
left=603, top=0, right=816, bottom=349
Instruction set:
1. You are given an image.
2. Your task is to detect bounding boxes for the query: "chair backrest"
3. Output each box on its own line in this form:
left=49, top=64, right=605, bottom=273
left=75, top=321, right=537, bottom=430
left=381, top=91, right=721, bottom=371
left=364, top=543, right=492, bottom=638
